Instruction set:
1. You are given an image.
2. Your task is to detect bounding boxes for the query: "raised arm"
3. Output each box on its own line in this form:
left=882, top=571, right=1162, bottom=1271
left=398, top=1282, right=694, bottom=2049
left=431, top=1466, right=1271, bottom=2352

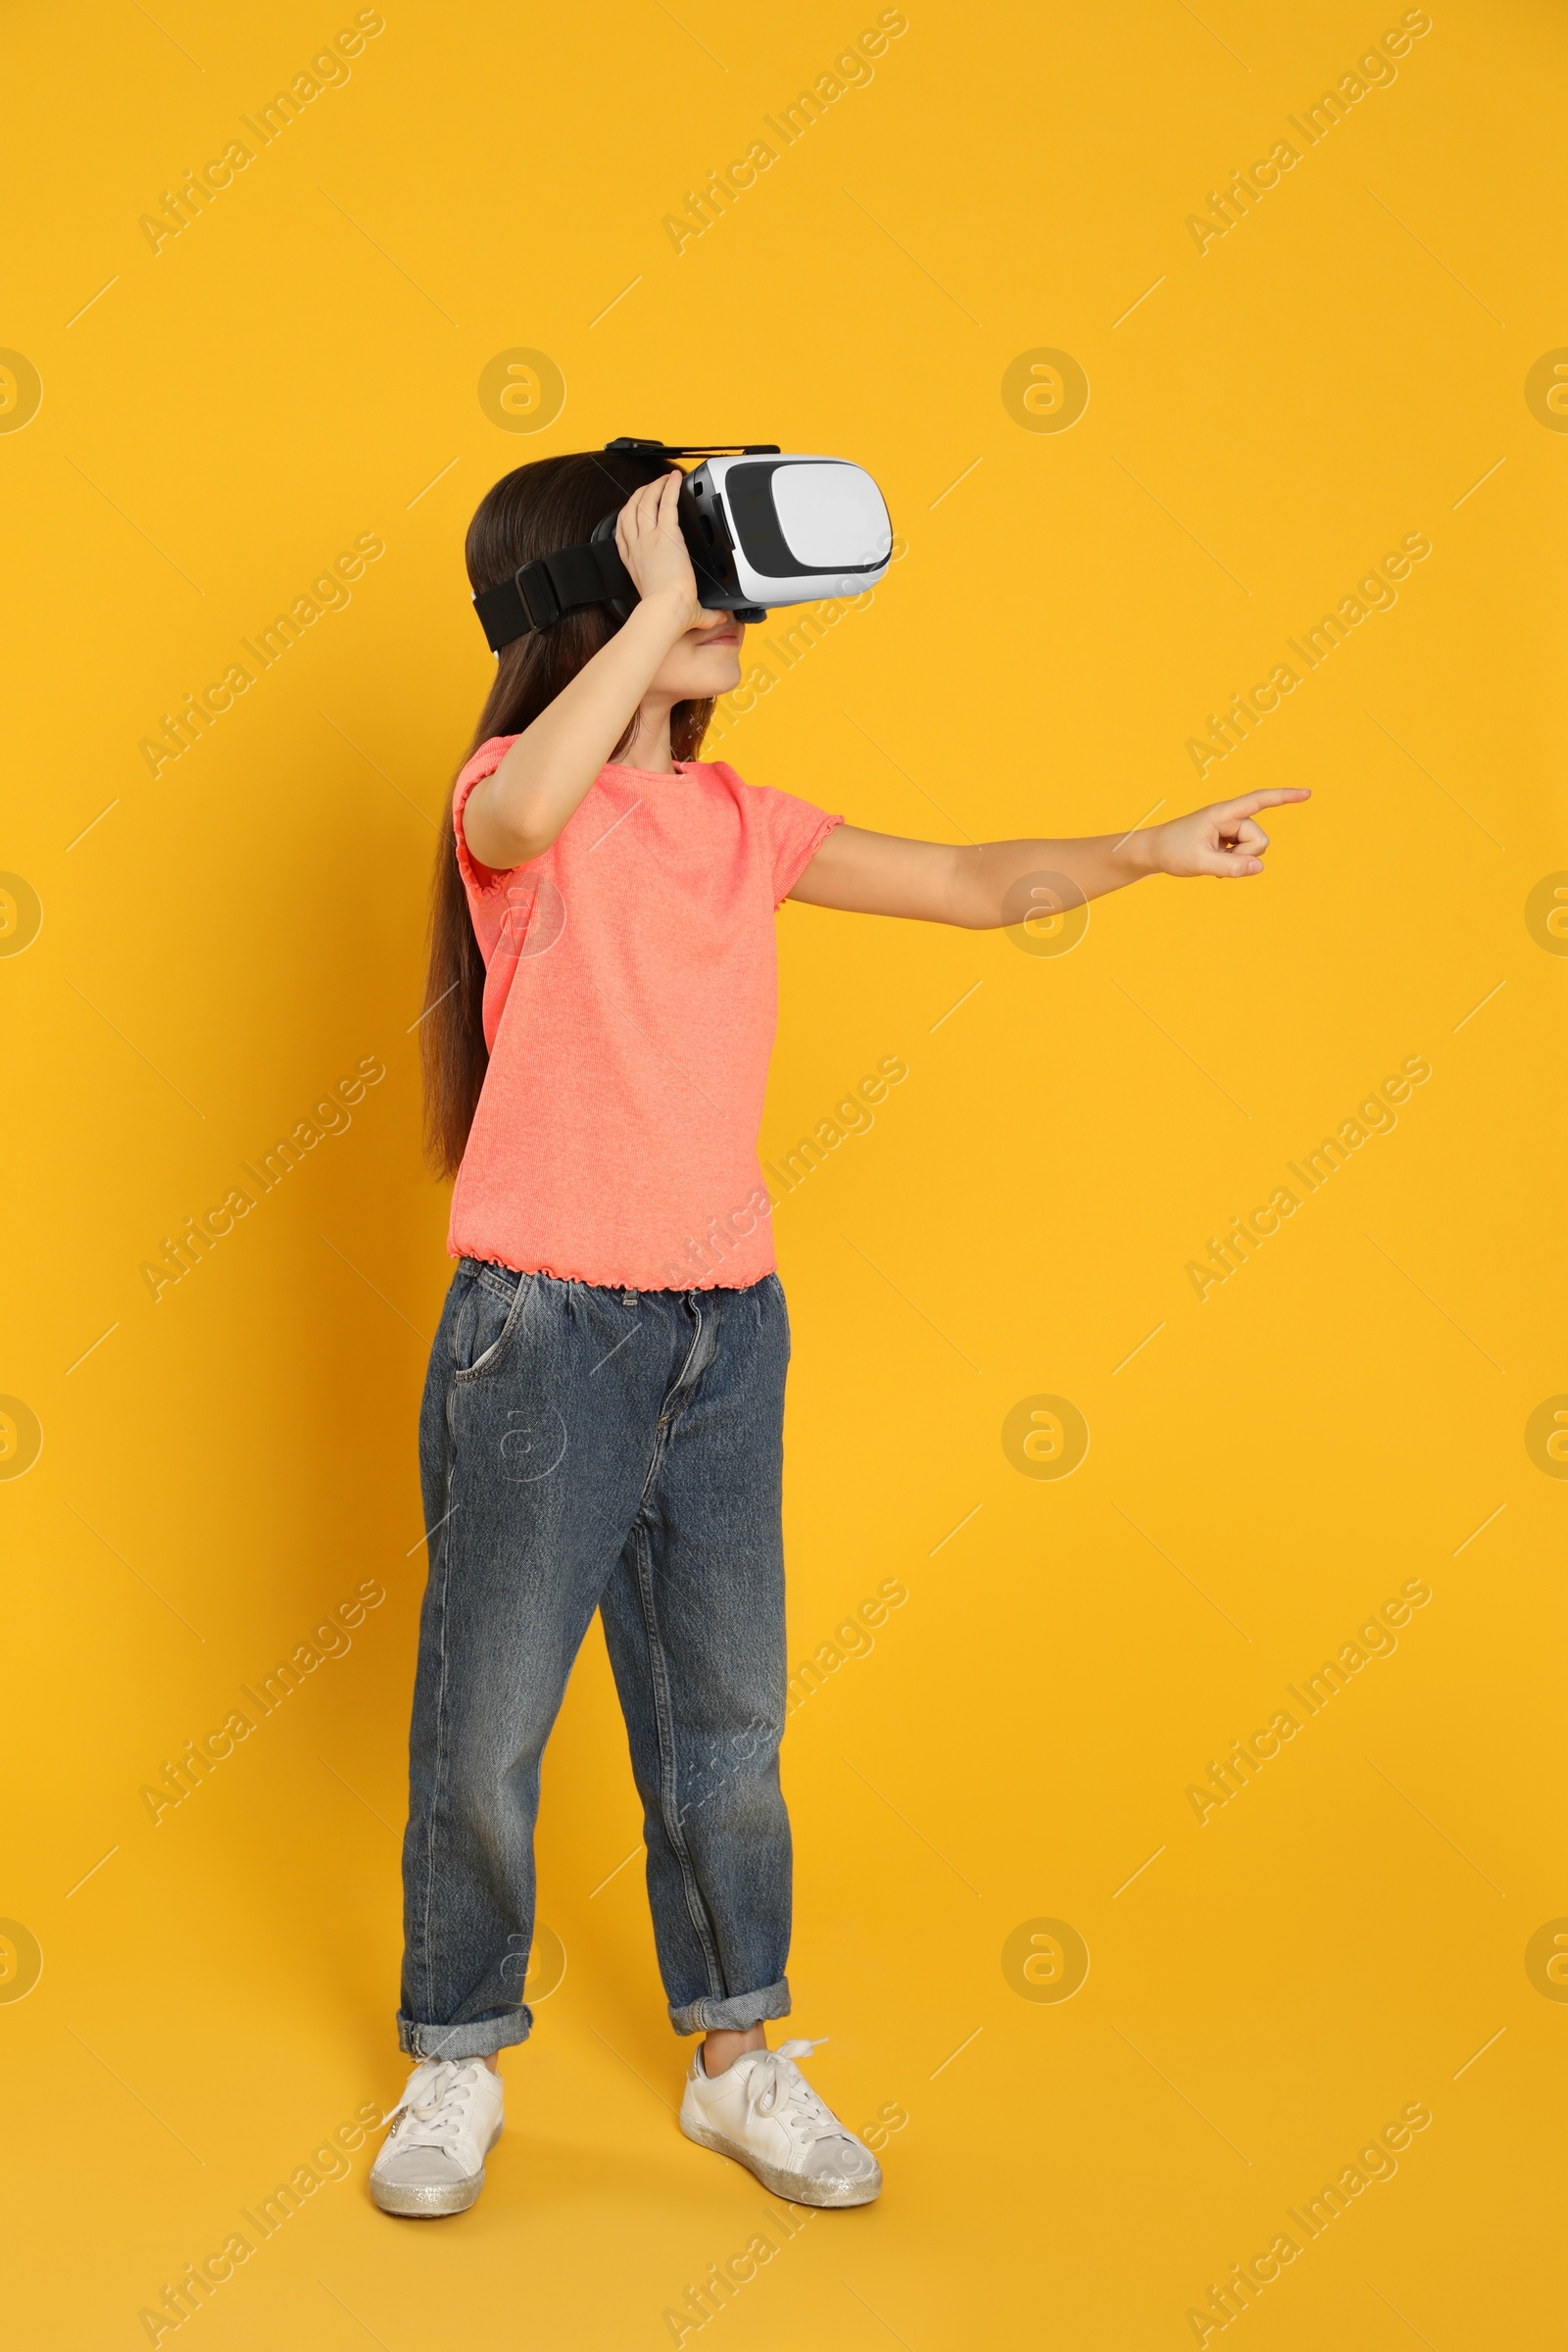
left=461, top=471, right=706, bottom=871
left=786, top=790, right=1311, bottom=925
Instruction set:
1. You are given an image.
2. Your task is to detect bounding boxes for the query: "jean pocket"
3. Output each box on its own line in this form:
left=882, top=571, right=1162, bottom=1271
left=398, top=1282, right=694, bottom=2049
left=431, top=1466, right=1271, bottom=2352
left=452, top=1267, right=533, bottom=1383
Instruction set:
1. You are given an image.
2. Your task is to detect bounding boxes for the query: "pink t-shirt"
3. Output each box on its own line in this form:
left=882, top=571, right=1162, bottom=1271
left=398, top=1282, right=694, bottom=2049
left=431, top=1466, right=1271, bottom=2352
left=447, top=739, right=841, bottom=1291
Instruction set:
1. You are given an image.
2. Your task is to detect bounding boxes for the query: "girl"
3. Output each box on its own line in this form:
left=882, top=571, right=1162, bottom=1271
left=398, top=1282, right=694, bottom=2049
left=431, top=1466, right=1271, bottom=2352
left=370, top=450, right=1306, bottom=2218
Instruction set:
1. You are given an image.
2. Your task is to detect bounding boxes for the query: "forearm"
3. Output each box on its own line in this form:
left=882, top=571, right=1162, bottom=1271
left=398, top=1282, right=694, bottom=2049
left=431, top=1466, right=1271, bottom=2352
left=463, top=592, right=686, bottom=866
left=950, top=831, right=1157, bottom=927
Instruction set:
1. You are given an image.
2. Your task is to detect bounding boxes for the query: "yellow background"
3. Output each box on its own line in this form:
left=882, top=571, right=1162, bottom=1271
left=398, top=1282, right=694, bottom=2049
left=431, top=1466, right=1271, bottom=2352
left=5, top=0, right=1564, bottom=2342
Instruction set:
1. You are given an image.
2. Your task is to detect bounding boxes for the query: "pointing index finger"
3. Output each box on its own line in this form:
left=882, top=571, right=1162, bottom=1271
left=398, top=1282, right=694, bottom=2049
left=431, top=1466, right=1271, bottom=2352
left=1219, top=788, right=1312, bottom=816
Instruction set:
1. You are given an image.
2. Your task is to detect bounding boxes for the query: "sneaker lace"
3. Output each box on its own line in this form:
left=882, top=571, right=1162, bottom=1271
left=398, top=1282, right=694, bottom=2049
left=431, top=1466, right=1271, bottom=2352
left=744, top=2037, right=847, bottom=2144
left=378, top=2059, right=481, bottom=2148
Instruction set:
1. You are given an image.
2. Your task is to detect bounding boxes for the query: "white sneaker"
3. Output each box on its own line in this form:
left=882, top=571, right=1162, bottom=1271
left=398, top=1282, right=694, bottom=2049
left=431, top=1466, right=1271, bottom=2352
left=679, top=2036, right=882, bottom=2207
left=369, top=2056, right=505, bottom=2217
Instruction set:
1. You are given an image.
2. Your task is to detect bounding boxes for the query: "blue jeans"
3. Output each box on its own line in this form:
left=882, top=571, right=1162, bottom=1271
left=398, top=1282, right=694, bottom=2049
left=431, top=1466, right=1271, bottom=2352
left=398, top=1260, right=794, bottom=2059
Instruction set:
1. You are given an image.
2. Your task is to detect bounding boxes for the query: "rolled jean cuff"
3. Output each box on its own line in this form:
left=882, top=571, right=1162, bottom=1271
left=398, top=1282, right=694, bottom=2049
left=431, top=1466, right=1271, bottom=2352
left=668, top=1978, right=791, bottom=2035
left=397, top=2010, right=532, bottom=2061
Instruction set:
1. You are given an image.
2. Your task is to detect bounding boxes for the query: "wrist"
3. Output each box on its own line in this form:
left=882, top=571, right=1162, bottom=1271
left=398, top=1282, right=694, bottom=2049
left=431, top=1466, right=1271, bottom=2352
left=1119, top=825, right=1164, bottom=879
left=633, top=583, right=695, bottom=641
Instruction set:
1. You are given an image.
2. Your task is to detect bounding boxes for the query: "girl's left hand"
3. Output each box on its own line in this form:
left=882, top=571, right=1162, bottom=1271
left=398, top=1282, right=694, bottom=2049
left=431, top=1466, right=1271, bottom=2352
left=1150, top=788, right=1311, bottom=878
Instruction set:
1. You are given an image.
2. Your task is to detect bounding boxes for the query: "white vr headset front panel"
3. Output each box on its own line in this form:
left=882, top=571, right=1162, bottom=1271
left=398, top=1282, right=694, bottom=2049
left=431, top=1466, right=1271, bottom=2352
left=692, top=455, right=894, bottom=606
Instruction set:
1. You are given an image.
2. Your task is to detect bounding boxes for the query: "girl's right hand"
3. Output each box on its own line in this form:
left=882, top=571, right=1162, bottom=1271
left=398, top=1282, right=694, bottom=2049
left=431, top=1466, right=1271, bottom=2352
left=614, top=469, right=704, bottom=633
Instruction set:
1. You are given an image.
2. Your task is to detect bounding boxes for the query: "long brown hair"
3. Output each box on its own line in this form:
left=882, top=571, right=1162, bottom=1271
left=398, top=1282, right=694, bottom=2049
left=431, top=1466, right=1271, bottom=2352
left=421, top=449, right=716, bottom=1177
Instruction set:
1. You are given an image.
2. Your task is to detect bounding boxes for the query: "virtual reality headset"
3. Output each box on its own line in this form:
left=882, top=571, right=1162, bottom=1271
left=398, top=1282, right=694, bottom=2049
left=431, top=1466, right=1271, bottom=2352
left=473, top=436, right=894, bottom=654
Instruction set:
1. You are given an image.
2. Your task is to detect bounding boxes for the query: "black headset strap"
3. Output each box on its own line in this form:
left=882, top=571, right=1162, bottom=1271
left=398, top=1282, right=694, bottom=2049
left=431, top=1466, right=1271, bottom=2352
left=603, top=436, right=779, bottom=457
left=473, top=536, right=635, bottom=654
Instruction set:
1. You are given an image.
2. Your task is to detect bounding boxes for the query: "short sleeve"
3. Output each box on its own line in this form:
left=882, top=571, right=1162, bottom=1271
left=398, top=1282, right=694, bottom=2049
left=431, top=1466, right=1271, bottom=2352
left=751, top=782, right=844, bottom=909
left=452, top=735, right=520, bottom=897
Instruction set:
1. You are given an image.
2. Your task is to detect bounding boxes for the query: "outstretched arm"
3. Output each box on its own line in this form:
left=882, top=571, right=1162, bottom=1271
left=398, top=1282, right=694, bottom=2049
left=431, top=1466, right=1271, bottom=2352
left=786, top=790, right=1311, bottom=925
